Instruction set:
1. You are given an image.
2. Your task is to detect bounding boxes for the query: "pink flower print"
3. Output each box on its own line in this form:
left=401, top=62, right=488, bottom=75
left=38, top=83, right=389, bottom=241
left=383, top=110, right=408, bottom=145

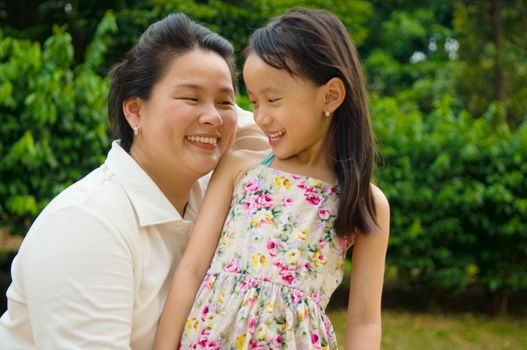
left=272, top=259, right=284, bottom=270
left=292, top=175, right=302, bottom=180
left=200, top=305, right=210, bottom=322
left=337, top=235, right=353, bottom=253
left=243, top=179, right=262, bottom=195
left=249, top=339, right=268, bottom=349
left=282, top=197, right=294, bottom=207
left=247, top=317, right=258, bottom=336
left=290, top=289, right=305, bottom=306
left=311, top=332, right=322, bottom=349
left=256, top=193, right=274, bottom=209
left=279, top=269, right=296, bottom=285
left=198, top=328, right=211, bottom=347
left=299, top=260, right=310, bottom=272
left=297, top=181, right=307, bottom=190
left=272, top=335, right=284, bottom=346
left=305, top=192, right=322, bottom=206
left=318, top=209, right=331, bottom=220
left=224, top=258, right=240, bottom=273
left=310, top=292, right=322, bottom=306
left=205, top=341, right=221, bottom=350
left=267, top=240, right=278, bottom=257
left=244, top=197, right=258, bottom=213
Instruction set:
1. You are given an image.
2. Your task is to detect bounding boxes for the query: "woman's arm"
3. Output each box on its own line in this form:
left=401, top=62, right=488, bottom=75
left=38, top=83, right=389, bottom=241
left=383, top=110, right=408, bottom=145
left=345, top=184, right=390, bottom=350
left=153, top=151, right=250, bottom=350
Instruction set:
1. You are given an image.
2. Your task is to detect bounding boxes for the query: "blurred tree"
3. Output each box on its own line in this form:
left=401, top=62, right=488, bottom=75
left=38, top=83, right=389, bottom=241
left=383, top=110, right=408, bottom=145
left=453, top=0, right=527, bottom=127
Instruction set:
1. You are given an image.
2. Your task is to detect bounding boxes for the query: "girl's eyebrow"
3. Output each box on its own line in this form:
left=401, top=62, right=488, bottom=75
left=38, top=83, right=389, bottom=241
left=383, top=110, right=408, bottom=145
left=246, top=86, right=282, bottom=95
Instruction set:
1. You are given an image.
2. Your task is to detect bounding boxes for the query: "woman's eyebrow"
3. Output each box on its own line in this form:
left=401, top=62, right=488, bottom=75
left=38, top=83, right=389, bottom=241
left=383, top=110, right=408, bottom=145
left=174, top=83, right=234, bottom=95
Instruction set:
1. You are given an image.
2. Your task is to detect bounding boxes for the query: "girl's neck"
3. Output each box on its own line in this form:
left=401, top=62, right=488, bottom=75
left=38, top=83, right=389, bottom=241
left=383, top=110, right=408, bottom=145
left=273, top=142, right=336, bottom=185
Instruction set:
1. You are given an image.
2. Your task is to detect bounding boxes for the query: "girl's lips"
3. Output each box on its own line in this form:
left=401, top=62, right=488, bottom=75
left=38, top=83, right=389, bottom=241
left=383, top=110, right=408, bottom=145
left=267, top=130, right=285, bottom=147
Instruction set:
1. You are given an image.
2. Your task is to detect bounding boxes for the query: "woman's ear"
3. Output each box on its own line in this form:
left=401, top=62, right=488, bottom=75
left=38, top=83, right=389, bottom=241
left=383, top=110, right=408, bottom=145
left=122, top=97, right=143, bottom=130
left=323, top=77, right=346, bottom=113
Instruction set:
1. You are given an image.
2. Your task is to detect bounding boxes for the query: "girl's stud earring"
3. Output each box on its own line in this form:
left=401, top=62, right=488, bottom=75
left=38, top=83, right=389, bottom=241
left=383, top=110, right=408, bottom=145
left=133, top=126, right=139, bottom=135
left=324, top=111, right=330, bottom=117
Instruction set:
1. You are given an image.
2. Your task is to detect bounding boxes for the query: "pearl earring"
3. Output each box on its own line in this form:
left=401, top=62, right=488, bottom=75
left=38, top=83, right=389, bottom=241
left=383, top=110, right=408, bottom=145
left=133, top=126, right=139, bottom=135
left=324, top=111, right=330, bottom=118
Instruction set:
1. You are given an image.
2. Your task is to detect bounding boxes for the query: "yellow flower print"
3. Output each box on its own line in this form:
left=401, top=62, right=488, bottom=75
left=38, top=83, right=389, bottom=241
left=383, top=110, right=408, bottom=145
left=294, top=228, right=309, bottom=241
left=185, top=316, right=199, bottom=333
left=312, top=250, right=326, bottom=267
left=286, top=249, right=301, bottom=265
left=216, top=291, right=225, bottom=304
left=251, top=253, right=267, bottom=271
left=264, top=302, right=274, bottom=315
left=256, top=323, right=268, bottom=340
left=297, top=303, right=309, bottom=321
left=250, top=209, right=273, bottom=228
left=204, top=312, right=215, bottom=328
left=275, top=176, right=291, bottom=190
left=237, top=334, right=246, bottom=349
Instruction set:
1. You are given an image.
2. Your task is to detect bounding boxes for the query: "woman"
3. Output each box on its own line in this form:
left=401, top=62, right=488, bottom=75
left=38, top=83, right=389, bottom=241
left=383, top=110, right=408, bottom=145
left=0, top=13, right=266, bottom=349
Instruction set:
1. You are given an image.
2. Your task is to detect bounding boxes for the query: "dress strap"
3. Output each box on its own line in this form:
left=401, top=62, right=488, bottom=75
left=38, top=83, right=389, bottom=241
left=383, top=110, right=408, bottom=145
left=260, top=153, right=275, bottom=167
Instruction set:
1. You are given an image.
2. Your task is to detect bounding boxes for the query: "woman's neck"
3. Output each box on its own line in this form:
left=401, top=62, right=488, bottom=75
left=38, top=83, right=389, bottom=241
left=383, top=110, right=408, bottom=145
left=130, top=147, right=201, bottom=217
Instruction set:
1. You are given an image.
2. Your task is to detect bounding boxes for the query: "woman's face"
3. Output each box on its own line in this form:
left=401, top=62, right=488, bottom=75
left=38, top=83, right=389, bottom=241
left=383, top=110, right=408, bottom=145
left=131, top=49, right=237, bottom=178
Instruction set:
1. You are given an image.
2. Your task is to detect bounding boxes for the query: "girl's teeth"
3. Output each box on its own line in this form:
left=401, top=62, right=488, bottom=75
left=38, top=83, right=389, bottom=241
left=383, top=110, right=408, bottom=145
left=187, top=136, right=218, bottom=145
left=269, top=130, right=285, bottom=138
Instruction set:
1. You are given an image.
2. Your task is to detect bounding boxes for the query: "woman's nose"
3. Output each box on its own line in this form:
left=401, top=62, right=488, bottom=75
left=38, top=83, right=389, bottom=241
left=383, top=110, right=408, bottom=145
left=199, top=104, right=224, bottom=127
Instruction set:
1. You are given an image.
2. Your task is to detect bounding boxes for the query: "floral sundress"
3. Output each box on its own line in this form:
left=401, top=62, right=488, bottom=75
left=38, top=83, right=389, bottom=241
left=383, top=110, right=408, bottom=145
left=180, top=154, right=354, bottom=349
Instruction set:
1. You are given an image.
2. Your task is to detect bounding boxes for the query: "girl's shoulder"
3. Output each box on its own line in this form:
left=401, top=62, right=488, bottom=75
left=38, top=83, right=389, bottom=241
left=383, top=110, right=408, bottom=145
left=216, top=149, right=271, bottom=188
left=370, top=183, right=389, bottom=211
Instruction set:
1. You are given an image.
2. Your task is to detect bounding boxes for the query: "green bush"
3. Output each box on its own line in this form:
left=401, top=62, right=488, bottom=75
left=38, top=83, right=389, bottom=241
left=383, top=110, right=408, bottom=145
left=0, top=12, right=116, bottom=235
left=373, top=94, right=527, bottom=310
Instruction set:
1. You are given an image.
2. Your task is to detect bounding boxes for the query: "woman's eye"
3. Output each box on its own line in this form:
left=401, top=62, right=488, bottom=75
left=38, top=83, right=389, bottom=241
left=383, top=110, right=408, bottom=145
left=178, top=97, right=198, bottom=101
left=268, top=98, right=281, bottom=103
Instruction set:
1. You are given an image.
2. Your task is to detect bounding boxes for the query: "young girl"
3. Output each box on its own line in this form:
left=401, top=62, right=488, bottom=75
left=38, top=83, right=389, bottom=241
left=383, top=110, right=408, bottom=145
left=155, top=8, right=390, bottom=350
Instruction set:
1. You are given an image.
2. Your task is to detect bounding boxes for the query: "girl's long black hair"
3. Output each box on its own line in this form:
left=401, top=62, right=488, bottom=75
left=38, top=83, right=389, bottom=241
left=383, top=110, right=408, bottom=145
left=248, top=7, right=377, bottom=237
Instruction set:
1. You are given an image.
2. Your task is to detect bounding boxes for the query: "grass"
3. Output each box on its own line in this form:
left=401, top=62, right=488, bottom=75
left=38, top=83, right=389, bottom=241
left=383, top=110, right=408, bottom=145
left=328, top=309, right=527, bottom=350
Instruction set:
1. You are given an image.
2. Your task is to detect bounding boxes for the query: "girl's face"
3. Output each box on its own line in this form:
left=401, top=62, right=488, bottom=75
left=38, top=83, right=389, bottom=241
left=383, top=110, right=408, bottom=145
left=243, top=53, right=331, bottom=161
left=131, top=49, right=237, bottom=178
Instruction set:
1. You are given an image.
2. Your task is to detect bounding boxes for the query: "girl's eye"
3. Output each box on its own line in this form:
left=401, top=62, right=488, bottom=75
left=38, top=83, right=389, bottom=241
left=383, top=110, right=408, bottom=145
left=178, top=97, right=198, bottom=101
left=268, top=98, right=281, bottom=103
left=218, top=100, right=234, bottom=107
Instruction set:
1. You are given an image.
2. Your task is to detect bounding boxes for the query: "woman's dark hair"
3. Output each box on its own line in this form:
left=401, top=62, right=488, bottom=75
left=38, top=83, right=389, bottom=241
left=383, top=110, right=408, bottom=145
left=108, top=13, right=236, bottom=152
left=248, top=7, right=377, bottom=237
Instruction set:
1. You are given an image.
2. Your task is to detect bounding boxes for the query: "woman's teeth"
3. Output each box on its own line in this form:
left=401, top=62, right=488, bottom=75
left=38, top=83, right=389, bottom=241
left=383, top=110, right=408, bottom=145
left=187, top=136, right=218, bottom=145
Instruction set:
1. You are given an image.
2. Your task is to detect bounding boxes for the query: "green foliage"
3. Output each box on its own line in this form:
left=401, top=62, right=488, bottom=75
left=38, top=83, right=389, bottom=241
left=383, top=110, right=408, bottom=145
left=453, top=0, right=527, bottom=126
left=373, top=94, right=527, bottom=295
left=0, top=12, right=116, bottom=235
left=0, top=0, right=525, bottom=302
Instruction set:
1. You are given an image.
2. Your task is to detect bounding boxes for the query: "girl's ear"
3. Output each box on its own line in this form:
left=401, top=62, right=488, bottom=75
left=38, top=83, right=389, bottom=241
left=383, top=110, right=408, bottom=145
left=323, top=77, right=346, bottom=113
left=122, top=97, right=143, bottom=130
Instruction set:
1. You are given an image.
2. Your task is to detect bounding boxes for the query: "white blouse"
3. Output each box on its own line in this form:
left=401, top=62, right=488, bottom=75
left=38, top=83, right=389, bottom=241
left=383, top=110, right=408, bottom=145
left=0, top=141, right=206, bottom=349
